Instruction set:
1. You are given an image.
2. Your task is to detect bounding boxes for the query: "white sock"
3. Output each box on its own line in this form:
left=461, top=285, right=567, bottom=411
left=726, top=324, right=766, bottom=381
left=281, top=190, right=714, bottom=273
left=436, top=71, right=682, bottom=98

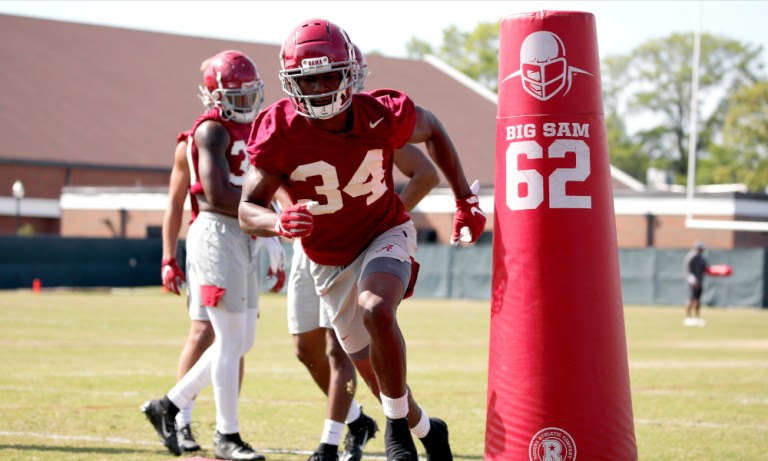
left=176, top=400, right=196, bottom=427
left=345, top=400, right=362, bottom=424
left=320, top=419, right=345, bottom=446
left=410, top=406, right=431, bottom=439
left=380, top=391, right=409, bottom=419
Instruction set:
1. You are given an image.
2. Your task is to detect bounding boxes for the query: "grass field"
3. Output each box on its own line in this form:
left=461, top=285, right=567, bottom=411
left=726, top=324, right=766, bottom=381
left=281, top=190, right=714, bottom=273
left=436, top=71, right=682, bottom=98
left=0, top=290, right=766, bottom=460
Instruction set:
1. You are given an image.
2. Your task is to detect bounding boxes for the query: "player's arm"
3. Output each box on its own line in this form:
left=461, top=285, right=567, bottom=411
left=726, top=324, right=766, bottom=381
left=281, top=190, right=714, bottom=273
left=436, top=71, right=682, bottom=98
left=239, top=167, right=315, bottom=239
left=393, top=144, right=439, bottom=212
left=195, top=120, right=241, bottom=215
left=162, top=139, right=189, bottom=262
left=409, top=105, right=486, bottom=244
left=161, top=139, right=190, bottom=294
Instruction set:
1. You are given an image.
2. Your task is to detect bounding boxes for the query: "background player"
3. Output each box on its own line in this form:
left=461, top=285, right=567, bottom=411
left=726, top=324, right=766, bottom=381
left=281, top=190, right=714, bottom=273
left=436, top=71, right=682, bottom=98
left=239, top=19, right=486, bottom=461
left=160, top=61, right=286, bottom=451
left=285, top=43, right=441, bottom=461
left=143, top=50, right=275, bottom=460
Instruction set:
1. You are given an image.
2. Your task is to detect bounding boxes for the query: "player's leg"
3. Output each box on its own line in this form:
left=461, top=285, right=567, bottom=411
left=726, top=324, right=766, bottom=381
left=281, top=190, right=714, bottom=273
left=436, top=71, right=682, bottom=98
left=289, top=243, right=340, bottom=459
left=174, top=293, right=214, bottom=451
left=291, top=242, right=376, bottom=460
left=325, top=327, right=379, bottom=461
left=357, top=270, right=419, bottom=460
left=205, top=222, right=264, bottom=461
left=356, top=222, right=452, bottom=461
left=692, top=286, right=705, bottom=326
left=294, top=328, right=331, bottom=391
left=142, top=218, right=212, bottom=456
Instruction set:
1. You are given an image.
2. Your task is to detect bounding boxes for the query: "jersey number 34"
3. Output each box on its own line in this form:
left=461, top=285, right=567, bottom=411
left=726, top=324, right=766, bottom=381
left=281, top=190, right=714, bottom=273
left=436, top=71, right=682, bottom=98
left=290, top=150, right=386, bottom=215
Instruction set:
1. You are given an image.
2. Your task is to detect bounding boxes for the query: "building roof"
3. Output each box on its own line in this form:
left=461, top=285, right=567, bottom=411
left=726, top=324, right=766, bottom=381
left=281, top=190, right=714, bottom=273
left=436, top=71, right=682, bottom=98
left=0, top=14, right=499, bottom=188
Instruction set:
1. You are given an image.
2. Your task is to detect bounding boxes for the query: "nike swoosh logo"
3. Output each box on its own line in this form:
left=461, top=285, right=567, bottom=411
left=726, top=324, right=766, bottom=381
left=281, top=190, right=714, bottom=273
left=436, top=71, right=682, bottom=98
left=161, top=418, right=172, bottom=439
left=369, top=117, right=384, bottom=129
left=471, top=206, right=486, bottom=217
left=341, top=334, right=350, bottom=341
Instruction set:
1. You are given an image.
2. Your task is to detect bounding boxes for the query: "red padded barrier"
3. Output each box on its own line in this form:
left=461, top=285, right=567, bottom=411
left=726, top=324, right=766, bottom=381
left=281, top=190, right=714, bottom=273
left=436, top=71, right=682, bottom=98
left=486, top=11, right=637, bottom=461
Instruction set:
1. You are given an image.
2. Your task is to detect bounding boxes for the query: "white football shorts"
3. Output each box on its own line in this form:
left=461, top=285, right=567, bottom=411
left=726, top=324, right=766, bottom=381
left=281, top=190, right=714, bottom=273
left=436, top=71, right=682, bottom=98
left=310, top=220, right=417, bottom=355
left=185, top=211, right=261, bottom=317
left=287, top=240, right=332, bottom=334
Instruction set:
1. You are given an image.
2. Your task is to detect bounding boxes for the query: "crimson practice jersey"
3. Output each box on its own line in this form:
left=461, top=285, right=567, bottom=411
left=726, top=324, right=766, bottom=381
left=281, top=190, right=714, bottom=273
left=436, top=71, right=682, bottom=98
left=187, top=109, right=253, bottom=217
left=248, top=89, right=416, bottom=266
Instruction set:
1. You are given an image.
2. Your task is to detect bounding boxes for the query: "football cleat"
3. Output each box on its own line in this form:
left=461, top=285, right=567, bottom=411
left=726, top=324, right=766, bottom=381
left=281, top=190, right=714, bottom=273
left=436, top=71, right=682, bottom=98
left=307, top=450, right=339, bottom=461
left=140, top=399, right=181, bottom=456
left=178, top=423, right=201, bottom=452
left=213, top=431, right=266, bottom=461
left=419, top=417, right=453, bottom=461
left=384, top=417, right=418, bottom=461
left=341, top=410, right=379, bottom=461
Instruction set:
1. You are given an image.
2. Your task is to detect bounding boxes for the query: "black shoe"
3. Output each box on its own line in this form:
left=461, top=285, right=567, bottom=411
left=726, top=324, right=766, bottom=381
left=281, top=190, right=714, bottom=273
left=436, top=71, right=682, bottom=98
left=384, top=417, right=418, bottom=461
left=420, top=417, right=452, bottom=461
left=141, top=399, right=181, bottom=456
left=341, top=410, right=379, bottom=461
left=307, top=453, right=338, bottom=461
left=178, top=423, right=201, bottom=452
left=213, top=431, right=266, bottom=461
left=307, top=443, right=339, bottom=461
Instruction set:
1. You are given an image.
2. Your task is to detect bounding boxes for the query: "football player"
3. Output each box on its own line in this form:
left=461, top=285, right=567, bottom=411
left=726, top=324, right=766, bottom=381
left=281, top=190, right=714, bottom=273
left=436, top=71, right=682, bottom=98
left=157, top=60, right=286, bottom=454
left=283, top=42, right=441, bottom=461
left=239, top=19, right=486, bottom=461
left=143, top=50, right=280, bottom=460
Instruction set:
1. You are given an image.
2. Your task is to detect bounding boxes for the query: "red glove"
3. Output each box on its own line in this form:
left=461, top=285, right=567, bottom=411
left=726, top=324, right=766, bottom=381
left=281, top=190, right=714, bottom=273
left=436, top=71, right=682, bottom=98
left=256, top=237, right=286, bottom=292
left=451, top=180, right=486, bottom=245
left=274, top=202, right=315, bottom=238
left=267, top=267, right=287, bottom=293
left=161, top=258, right=185, bottom=295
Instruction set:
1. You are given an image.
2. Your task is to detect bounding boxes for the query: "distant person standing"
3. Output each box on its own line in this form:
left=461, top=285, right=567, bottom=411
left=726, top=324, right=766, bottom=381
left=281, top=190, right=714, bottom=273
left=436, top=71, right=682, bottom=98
left=684, top=240, right=708, bottom=326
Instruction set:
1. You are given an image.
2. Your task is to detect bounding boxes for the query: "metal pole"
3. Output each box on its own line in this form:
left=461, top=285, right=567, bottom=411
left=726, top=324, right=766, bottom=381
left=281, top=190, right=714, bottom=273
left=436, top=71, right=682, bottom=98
left=685, top=1, right=701, bottom=222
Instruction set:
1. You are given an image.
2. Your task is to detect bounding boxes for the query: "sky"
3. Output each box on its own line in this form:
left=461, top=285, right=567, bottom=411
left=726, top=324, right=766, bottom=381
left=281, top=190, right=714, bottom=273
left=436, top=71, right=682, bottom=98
left=1, top=0, right=767, bottom=66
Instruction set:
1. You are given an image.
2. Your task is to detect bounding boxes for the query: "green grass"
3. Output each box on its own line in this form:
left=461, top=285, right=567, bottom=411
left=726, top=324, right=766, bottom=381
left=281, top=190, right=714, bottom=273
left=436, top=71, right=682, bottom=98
left=0, top=290, right=766, bottom=460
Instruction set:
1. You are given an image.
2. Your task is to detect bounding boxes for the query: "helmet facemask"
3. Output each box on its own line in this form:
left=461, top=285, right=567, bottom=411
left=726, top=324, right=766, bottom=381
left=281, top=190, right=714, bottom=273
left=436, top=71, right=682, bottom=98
left=200, top=50, right=264, bottom=123
left=215, top=80, right=264, bottom=124
left=280, top=56, right=358, bottom=119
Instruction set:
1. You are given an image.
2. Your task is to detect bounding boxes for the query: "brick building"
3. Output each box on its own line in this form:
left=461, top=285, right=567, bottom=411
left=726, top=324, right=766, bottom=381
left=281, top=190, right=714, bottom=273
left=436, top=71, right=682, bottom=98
left=1, top=14, right=767, bottom=248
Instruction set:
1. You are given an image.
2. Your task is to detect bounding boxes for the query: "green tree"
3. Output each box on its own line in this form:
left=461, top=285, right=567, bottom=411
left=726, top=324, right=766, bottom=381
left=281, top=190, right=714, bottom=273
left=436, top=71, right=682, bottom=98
left=602, top=55, right=646, bottom=181
left=700, top=81, right=768, bottom=192
left=620, top=33, right=764, bottom=180
left=407, top=21, right=500, bottom=91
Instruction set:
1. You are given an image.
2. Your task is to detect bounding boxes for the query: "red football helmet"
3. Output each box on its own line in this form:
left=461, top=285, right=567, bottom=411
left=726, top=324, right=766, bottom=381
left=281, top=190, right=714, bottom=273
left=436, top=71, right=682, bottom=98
left=352, top=44, right=369, bottom=93
left=199, top=50, right=264, bottom=123
left=279, top=19, right=358, bottom=119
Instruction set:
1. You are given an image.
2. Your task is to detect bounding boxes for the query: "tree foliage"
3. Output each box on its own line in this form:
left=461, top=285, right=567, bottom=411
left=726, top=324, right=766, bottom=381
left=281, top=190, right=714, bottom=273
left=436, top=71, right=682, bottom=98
left=617, top=33, right=764, bottom=181
left=407, top=21, right=500, bottom=91
left=700, top=81, right=768, bottom=191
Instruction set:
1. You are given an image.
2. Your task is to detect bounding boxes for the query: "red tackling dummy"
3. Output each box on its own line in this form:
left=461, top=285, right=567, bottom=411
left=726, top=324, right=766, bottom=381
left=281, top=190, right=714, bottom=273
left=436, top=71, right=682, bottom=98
left=487, top=11, right=637, bottom=460
left=706, top=264, right=733, bottom=277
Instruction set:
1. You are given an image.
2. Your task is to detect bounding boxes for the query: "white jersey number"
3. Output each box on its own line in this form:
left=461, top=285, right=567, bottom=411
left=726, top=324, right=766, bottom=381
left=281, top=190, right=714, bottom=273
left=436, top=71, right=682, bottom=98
left=506, top=139, right=591, bottom=210
left=228, top=140, right=249, bottom=186
left=290, top=150, right=387, bottom=215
